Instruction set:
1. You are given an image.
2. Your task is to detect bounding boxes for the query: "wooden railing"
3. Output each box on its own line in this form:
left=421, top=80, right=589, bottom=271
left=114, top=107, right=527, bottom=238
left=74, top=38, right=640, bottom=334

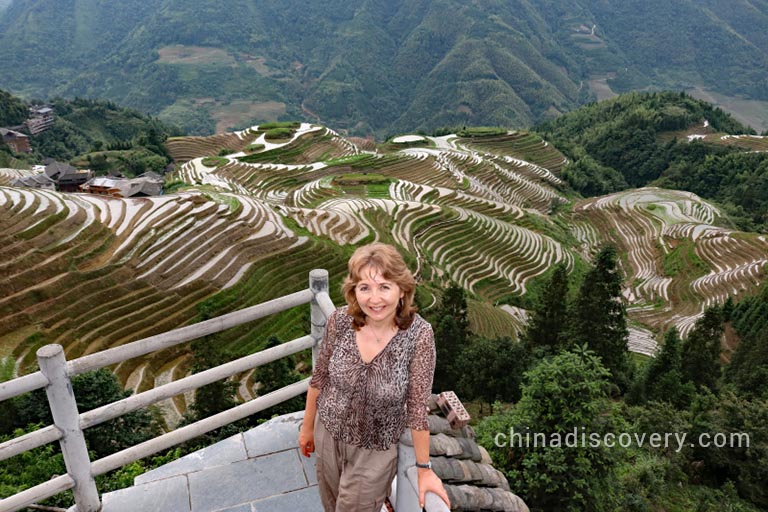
left=0, top=268, right=448, bottom=512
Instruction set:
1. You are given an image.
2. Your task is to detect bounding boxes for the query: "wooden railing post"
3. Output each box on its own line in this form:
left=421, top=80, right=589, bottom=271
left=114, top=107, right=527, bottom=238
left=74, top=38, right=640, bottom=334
left=309, top=269, right=330, bottom=368
left=37, top=345, right=100, bottom=512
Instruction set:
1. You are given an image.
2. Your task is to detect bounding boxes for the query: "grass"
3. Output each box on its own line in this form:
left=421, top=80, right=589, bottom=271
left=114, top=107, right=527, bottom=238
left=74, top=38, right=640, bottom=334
left=323, top=154, right=371, bottom=167
left=458, top=126, right=508, bottom=137
left=201, top=156, right=227, bottom=167
left=264, top=128, right=294, bottom=140
left=332, top=173, right=390, bottom=186
left=662, top=239, right=709, bottom=277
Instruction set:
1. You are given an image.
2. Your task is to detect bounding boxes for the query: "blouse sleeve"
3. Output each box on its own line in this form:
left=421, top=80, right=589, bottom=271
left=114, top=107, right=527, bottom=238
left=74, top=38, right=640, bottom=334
left=406, top=320, right=436, bottom=430
left=308, top=308, right=339, bottom=390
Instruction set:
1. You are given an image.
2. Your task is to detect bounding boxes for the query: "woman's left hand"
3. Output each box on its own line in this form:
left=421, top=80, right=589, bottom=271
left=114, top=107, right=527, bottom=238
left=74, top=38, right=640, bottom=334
left=418, top=468, right=450, bottom=509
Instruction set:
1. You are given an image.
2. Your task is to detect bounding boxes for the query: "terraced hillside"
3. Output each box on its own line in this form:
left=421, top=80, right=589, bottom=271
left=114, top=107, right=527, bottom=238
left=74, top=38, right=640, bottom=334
left=2, top=123, right=767, bottom=423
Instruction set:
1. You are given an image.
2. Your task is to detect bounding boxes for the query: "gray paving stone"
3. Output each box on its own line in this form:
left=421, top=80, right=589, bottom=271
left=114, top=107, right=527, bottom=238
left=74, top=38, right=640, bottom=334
left=250, top=485, right=323, bottom=512
left=243, top=411, right=304, bottom=458
left=212, top=504, right=252, bottom=512
left=100, top=474, right=190, bottom=512
left=300, top=450, right=318, bottom=485
left=136, top=433, right=248, bottom=484
left=189, top=449, right=307, bottom=511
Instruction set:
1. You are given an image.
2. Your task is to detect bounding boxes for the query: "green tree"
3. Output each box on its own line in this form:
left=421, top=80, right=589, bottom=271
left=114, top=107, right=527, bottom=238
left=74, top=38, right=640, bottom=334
left=726, top=329, right=768, bottom=400
left=459, top=336, right=529, bottom=409
left=681, top=306, right=724, bottom=392
left=250, top=335, right=304, bottom=421
left=689, top=390, right=768, bottom=507
left=571, top=245, right=631, bottom=389
left=0, top=425, right=69, bottom=508
left=186, top=334, right=238, bottom=421
left=13, top=369, right=158, bottom=458
left=431, top=283, right=470, bottom=393
left=523, top=263, right=570, bottom=355
left=641, top=328, right=695, bottom=407
left=477, top=347, right=621, bottom=511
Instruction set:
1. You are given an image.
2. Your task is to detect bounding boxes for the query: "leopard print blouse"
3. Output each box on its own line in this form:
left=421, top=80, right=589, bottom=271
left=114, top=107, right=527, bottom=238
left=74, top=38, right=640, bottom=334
left=309, top=306, right=436, bottom=450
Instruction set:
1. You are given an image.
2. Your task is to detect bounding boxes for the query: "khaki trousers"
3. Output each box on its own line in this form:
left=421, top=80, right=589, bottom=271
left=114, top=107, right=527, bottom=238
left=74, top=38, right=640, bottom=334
left=315, top=416, right=398, bottom=512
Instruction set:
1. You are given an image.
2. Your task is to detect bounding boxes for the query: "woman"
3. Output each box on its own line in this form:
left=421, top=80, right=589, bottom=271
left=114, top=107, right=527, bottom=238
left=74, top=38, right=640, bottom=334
left=299, top=242, right=450, bottom=511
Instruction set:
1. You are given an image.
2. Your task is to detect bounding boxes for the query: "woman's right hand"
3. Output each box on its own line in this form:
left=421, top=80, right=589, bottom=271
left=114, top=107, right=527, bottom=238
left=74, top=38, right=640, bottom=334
left=299, top=424, right=315, bottom=457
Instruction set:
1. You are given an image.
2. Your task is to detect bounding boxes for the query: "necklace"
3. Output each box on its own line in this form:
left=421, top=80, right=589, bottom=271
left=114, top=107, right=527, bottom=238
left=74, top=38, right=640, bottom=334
left=367, top=323, right=394, bottom=343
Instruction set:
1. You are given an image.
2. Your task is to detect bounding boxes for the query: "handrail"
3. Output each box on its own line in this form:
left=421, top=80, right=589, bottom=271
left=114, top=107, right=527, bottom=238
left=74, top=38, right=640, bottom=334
left=0, top=270, right=330, bottom=512
left=0, top=335, right=315, bottom=462
left=0, top=289, right=314, bottom=402
left=0, top=268, right=445, bottom=512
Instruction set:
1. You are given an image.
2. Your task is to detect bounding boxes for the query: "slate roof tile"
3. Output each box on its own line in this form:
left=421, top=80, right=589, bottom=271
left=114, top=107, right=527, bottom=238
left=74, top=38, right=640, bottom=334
left=425, top=392, right=528, bottom=511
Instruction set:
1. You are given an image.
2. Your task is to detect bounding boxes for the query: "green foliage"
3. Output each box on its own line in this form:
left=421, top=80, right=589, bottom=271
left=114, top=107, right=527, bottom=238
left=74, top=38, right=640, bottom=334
left=258, top=122, right=300, bottom=130
left=630, top=328, right=695, bottom=408
left=0, top=88, right=27, bottom=125
left=249, top=335, right=305, bottom=421
left=323, top=154, right=371, bottom=167
left=30, top=97, right=174, bottom=164
left=201, top=156, right=227, bottom=167
left=681, top=306, right=725, bottom=392
left=571, top=245, right=632, bottom=389
left=457, top=126, right=508, bottom=137
left=9, top=369, right=158, bottom=459
left=429, top=284, right=470, bottom=393
left=689, top=390, right=768, bottom=507
left=185, top=303, right=238, bottom=422
left=561, top=155, right=627, bottom=197
left=163, top=179, right=191, bottom=194
left=459, top=336, right=529, bottom=406
left=522, top=263, right=570, bottom=354
left=537, top=91, right=768, bottom=231
left=477, top=348, right=621, bottom=512
left=662, top=239, right=709, bottom=277
left=0, top=425, right=68, bottom=507
left=726, top=285, right=768, bottom=399
left=263, top=127, right=294, bottom=140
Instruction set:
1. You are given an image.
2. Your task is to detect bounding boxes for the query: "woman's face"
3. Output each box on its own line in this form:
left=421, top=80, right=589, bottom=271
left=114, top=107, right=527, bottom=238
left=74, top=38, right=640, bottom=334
left=354, top=265, right=404, bottom=326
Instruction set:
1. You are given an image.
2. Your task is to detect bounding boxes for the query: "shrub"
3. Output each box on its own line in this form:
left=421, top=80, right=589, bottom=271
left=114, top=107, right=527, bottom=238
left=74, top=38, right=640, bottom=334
left=264, top=128, right=294, bottom=140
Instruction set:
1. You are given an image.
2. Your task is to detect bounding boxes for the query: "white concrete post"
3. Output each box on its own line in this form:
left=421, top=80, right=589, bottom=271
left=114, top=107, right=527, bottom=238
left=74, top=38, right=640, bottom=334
left=37, top=344, right=100, bottom=512
left=309, top=269, right=329, bottom=368
left=396, top=434, right=420, bottom=512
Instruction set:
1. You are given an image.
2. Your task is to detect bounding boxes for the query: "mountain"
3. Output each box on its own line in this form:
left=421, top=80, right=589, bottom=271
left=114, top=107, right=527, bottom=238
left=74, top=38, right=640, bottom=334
left=1, top=0, right=767, bottom=136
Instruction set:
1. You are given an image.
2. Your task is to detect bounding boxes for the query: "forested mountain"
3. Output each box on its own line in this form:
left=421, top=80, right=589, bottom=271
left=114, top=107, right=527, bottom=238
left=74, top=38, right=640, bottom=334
left=1, top=0, right=767, bottom=136
left=0, top=90, right=174, bottom=172
left=537, top=91, right=768, bottom=232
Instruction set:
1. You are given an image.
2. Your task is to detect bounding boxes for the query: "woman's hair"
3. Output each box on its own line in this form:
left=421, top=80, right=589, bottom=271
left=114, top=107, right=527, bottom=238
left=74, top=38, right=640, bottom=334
left=342, top=243, right=417, bottom=330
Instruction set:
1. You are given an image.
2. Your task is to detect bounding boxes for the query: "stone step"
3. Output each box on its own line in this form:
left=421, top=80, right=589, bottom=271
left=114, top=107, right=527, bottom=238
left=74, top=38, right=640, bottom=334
left=91, top=412, right=324, bottom=512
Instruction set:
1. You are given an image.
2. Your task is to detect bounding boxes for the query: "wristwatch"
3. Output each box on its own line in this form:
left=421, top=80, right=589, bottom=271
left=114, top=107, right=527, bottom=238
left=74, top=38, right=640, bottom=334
left=415, top=460, right=432, bottom=469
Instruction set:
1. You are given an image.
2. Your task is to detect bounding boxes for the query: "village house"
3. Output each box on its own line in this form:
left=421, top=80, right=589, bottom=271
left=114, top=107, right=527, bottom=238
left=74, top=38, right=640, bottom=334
left=26, top=105, right=55, bottom=135
left=44, top=161, right=93, bottom=192
left=0, top=128, right=32, bottom=153
left=11, top=173, right=56, bottom=190
left=80, top=171, right=164, bottom=198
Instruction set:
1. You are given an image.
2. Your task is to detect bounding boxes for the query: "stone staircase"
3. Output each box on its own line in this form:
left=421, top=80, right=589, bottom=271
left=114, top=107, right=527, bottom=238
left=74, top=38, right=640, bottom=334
left=93, top=411, right=323, bottom=512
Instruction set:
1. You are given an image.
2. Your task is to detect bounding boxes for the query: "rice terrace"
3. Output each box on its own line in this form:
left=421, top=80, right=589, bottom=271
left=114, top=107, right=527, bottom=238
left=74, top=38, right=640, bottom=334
left=2, top=121, right=767, bottom=425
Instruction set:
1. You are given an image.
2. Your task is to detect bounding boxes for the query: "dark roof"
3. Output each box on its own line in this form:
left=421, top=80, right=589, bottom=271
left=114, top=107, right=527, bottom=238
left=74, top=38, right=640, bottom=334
left=45, top=161, right=77, bottom=179
left=414, top=394, right=529, bottom=511
left=1, top=128, right=28, bottom=139
left=12, top=174, right=56, bottom=189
